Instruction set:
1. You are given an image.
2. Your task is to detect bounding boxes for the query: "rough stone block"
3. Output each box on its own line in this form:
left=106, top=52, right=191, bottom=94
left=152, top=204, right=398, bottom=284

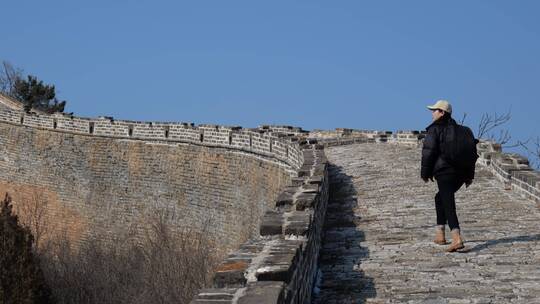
left=256, top=240, right=302, bottom=283
left=237, top=242, right=265, bottom=255
left=256, top=257, right=295, bottom=283
left=297, top=169, right=311, bottom=178
left=260, top=211, right=284, bottom=236
left=276, top=192, right=294, bottom=207
left=290, top=177, right=306, bottom=186
left=213, top=261, right=249, bottom=288
left=282, top=186, right=300, bottom=194
left=295, top=193, right=318, bottom=211
left=301, top=184, right=319, bottom=193
left=307, top=176, right=324, bottom=185
left=284, top=211, right=312, bottom=236
left=303, top=149, right=314, bottom=156
left=237, top=281, right=286, bottom=304
left=193, top=288, right=237, bottom=301
left=312, top=164, right=326, bottom=176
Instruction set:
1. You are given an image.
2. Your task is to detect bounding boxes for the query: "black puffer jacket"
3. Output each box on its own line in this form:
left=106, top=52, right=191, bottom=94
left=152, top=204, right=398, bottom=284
left=421, top=116, right=465, bottom=180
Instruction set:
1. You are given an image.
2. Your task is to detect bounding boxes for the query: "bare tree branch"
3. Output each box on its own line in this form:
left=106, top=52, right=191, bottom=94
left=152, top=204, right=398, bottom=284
left=496, top=129, right=512, bottom=146
left=0, top=61, right=23, bottom=95
left=459, top=112, right=467, bottom=125
left=518, top=137, right=540, bottom=169
left=477, top=108, right=512, bottom=140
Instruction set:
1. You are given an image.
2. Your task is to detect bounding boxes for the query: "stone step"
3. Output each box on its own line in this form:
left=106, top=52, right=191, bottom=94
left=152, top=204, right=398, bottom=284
left=312, top=143, right=540, bottom=303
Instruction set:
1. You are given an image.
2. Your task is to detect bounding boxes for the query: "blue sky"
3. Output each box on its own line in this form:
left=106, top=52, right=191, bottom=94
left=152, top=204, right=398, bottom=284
left=1, top=1, right=539, bottom=145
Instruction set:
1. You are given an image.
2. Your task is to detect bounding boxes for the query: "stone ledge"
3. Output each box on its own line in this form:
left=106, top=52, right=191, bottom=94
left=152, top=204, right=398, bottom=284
left=191, top=144, right=330, bottom=304
left=190, top=288, right=238, bottom=304
left=237, top=281, right=286, bottom=304
left=260, top=211, right=284, bottom=236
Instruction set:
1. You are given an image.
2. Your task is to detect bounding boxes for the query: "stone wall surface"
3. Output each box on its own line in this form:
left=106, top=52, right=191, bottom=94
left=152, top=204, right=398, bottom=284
left=0, top=98, right=312, bottom=253
left=190, top=145, right=330, bottom=304
left=0, top=122, right=295, bottom=251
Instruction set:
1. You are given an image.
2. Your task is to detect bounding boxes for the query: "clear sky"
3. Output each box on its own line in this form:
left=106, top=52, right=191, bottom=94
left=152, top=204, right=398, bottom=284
left=1, top=1, right=539, bottom=144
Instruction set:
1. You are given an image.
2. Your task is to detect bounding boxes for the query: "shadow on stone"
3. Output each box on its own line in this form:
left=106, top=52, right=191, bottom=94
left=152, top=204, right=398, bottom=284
left=462, top=234, right=540, bottom=253
left=311, top=164, right=376, bottom=303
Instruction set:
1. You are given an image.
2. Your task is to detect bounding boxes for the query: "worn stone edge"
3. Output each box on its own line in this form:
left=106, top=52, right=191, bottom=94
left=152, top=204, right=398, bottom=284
left=190, top=143, right=330, bottom=304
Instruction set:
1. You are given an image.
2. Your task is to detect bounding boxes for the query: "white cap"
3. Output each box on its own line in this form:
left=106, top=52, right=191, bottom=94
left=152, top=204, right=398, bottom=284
left=427, top=100, right=452, bottom=114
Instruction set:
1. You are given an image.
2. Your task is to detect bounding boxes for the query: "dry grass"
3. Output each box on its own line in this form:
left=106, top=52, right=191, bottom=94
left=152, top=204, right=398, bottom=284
left=13, top=190, right=219, bottom=304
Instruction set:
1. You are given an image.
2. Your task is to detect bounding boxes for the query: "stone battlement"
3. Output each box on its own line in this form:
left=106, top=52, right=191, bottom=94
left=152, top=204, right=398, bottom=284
left=0, top=106, right=305, bottom=171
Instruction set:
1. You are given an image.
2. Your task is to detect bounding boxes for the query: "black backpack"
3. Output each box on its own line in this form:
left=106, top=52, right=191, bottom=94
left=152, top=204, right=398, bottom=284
left=441, top=123, right=479, bottom=170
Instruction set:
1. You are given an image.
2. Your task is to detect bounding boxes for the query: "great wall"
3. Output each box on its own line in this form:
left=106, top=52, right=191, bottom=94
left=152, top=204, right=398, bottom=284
left=0, top=93, right=539, bottom=303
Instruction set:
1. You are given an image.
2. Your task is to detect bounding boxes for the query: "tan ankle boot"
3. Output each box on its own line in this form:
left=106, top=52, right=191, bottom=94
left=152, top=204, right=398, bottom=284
left=434, top=227, right=447, bottom=245
left=447, top=229, right=464, bottom=252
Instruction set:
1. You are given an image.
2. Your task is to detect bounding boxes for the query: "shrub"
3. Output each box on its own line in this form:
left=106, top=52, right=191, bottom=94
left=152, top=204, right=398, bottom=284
left=0, top=193, right=53, bottom=304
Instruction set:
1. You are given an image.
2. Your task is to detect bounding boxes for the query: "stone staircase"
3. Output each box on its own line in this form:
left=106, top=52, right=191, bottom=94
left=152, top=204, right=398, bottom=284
left=313, top=143, right=540, bottom=304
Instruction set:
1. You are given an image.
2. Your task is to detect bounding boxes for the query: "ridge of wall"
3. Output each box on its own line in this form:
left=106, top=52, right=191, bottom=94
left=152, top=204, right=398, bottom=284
left=0, top=106, right=304, bottom=171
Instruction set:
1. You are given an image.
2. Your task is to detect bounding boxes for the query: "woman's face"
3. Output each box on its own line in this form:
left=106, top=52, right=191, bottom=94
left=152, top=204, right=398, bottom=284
left=432, top=109, right=445, bottom=122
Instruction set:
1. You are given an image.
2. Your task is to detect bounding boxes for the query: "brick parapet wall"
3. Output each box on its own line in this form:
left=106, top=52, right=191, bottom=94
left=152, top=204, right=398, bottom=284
left=309, top=129, right=426, bottom=146
left=190, top=144, right=330, bottom=304
left=477, top=141, right=540, bottom=203
left=258, top=125, right=308, bottom=136
left=0, top=107, right=304, bottom=171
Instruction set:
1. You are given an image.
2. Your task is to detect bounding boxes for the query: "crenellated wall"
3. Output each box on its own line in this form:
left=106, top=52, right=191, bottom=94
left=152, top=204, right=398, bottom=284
left=477, top=141, right=540, bottom=203
left=0, top=100, right=308, bottom=253
left=0, top=108, right=304, bottom=170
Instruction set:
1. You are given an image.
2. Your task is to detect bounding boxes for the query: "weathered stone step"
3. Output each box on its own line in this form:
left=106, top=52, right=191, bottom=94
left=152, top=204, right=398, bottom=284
left=312, top=143, right=540, bottom=303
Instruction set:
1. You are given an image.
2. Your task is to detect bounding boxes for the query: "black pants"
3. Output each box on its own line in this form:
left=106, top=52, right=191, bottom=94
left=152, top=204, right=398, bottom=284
left=435, top=175, right=464, bottom=231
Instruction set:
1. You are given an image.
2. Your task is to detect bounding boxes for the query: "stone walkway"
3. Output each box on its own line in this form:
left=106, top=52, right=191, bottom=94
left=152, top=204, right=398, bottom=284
left=312, top=143, right=540, bottom=304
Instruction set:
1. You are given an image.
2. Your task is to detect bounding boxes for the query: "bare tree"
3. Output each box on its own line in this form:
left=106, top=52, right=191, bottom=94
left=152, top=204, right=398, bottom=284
left=14, top=190, right=55, bottom=250
left=1, top=60, right=67, bottom=113
left=0, top=61, right=23, bottom=95
left=473, top=108, right=539, bottom=168
left=518, top=136, right=540, bottom=169
left=0, top=193, right=53, bottom=304
left=477, top=108, right=513, bottom=145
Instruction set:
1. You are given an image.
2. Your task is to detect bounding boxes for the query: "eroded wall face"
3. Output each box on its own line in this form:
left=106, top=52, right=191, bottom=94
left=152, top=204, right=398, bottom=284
left=0, top=123, right=291, bottom=252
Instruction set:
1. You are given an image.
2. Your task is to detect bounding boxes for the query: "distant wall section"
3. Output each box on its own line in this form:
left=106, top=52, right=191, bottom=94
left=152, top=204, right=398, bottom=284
left=0, top=107, right=304, bottom=252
